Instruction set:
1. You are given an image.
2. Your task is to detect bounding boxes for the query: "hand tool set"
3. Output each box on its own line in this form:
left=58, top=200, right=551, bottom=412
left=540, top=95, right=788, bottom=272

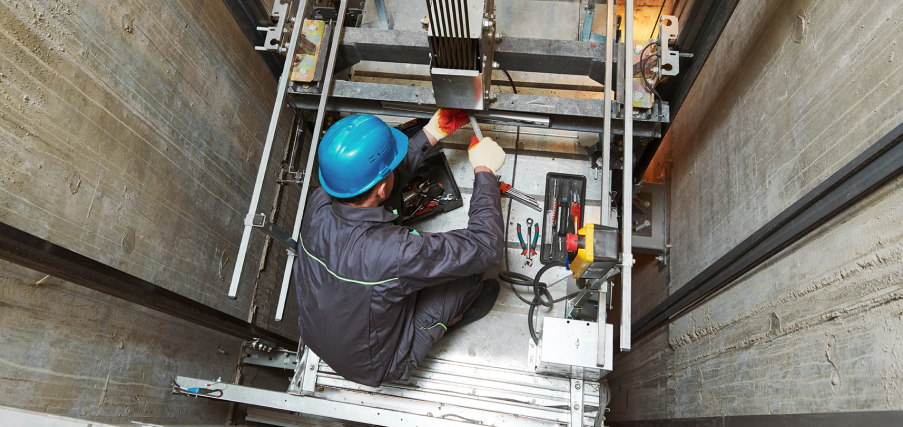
left=539, top=173, right=587, bottom=265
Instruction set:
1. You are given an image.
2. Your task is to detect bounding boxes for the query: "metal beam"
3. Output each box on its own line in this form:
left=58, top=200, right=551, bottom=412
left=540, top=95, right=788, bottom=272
left=608, top=410, right=903, bottom=427
left=0, top=222, right=296, bottom=349
left=175, top=376, right=475, bottom=427
left=334, top=28, right=614, bottom=83
left=632, top=121, right=903, bottom=342
left=288, top=80, right=667, bottom=135
left=620, top=0, right=634, bottom=353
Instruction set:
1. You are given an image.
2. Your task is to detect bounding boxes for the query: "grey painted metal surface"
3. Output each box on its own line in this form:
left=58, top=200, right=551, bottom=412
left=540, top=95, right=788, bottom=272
left=288, top=80, right=668, bottom=135
left=178, top=352, right=605, bottom=426
left=335, top=28, right=613, bottom=82
left=597, top=0, right=615, bottom=369
left=619, top=0, right=634, bottom=353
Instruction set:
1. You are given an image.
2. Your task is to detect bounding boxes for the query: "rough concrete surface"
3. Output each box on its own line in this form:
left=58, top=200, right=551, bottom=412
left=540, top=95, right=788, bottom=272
left=0, top=0, right=294, bottom=326
left=612, top=0, right=903, bottom=420
left=0, top=0, right=298, bottom=422
left=0, top=259, right=240, bottom=423
left=664, top=0, right=903, bottom=288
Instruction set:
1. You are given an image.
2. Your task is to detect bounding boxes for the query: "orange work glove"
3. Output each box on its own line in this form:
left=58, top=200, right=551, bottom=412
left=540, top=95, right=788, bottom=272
left=423, top=108, right=469, bottom=141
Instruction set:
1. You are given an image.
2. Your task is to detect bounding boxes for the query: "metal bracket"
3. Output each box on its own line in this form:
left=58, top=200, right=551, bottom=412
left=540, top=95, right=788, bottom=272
left=374, top=0, right=393, bottom=29
left=569, top=369, right=585, bottom=427
left=657, top=15, right=680, bottom=76
left=246, top=213, right=298, bottom=256
left=288, top=347, right=321, bottom=395
left=242, top=342, right=299, bottom=370
left=256, top=0, right=291, bottom=52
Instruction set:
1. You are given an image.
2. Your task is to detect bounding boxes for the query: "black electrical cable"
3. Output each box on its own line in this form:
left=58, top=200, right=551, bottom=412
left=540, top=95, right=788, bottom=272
left=496, top=70, right=584, bottom=345
left=638, top=41, right=664, bottom=134
left=499, top=262, right=584, bottom=345
left=500, top=70, right=519, bottom=272
left=649, top=0, right=666, bottom=39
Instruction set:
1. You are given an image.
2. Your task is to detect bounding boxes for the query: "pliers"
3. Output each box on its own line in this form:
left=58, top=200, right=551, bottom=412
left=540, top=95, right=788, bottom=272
left=530, top=222, right=539, bottom=257
left=516, top=223, right=528, bottom=256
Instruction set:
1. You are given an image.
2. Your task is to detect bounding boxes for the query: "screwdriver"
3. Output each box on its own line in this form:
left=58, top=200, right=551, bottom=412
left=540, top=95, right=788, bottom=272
left=571, top=189, right=581, bottom=232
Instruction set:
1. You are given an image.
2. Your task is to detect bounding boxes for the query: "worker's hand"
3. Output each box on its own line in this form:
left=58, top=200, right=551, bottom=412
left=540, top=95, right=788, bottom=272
left=468, top=136, right=506, bottom=174
left=423, top=108, right=469, bottom=141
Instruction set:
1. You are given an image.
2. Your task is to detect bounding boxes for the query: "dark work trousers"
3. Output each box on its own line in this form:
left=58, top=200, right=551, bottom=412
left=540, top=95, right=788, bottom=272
left=384, top=273, right=484, bottom=381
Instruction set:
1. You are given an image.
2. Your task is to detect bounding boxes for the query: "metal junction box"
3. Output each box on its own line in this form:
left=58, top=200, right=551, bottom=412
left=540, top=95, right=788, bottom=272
left=537, top=317, right=613, bottom=377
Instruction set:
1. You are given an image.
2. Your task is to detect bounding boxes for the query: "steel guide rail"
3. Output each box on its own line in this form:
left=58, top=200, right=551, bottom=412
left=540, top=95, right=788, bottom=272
left=228, top=2, right=309, bottom=300
left=275, top=0, right=351, bottom=321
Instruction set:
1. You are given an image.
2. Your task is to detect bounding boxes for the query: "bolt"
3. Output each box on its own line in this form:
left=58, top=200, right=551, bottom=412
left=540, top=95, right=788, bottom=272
left=300, top=68, right=308, bottom=75
left=309, top=24, right=317, bottom=31
left=573, top=404, right=580, bottom=411
left=634, top=92, right=644, bottom=101
left=575, top=383, right=582, bottom=390
left=482, top=19, right=494, bottom=28
left=308, top=364, right=315, bottom=371
left=492, top=61, right=499, bottom=69
left=634, top=44, right=643, bottom=53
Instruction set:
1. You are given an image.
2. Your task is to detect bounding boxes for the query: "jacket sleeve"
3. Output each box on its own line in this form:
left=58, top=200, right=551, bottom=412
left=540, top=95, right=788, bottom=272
left=392, top=130, right=440, bottom=192
left=394, top=172, right=504, bottom=294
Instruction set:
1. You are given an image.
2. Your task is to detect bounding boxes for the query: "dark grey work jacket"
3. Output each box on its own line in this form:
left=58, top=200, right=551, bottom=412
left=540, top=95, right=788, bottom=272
left=293, top=131, right=504, bottom=387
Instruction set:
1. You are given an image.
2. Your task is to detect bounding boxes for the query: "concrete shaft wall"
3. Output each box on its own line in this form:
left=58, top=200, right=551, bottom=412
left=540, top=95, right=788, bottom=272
left=611, top=0, right=903, bottom=419
left=0, top=0, right=293, bottom=422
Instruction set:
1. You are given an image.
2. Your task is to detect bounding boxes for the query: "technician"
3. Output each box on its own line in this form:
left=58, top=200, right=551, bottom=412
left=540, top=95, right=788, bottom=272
left=293, top=109, right=507, bottom=387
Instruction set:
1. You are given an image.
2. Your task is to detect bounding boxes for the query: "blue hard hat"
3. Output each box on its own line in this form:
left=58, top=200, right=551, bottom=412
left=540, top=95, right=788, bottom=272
left=317, top=115, right=409, bottom=198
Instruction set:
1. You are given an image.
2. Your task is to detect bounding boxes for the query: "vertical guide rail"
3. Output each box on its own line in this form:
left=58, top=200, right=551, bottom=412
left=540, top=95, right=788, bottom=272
left=229, top=2, right=308, bottom=299
left=600, top=0, right=614, bottom=226
left=275, top=0, right=350, bottom=321
left=597, top=0, right=615, bottom=368
left=620, top=0, right=634, bottom=352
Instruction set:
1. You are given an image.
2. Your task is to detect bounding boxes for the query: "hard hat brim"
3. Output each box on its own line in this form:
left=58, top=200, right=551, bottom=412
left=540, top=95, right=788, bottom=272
left=318, top=127, right=409, bottom=198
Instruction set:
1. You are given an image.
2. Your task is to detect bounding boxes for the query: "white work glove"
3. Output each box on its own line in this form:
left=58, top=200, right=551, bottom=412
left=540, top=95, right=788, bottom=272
left=468, top=136, right=506, bottom=174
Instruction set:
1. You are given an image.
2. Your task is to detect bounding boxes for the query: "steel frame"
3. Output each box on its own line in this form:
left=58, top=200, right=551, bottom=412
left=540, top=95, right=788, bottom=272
left=214, top=0, right=649, bottom=425
left=178, top=352, right=604, bottom=426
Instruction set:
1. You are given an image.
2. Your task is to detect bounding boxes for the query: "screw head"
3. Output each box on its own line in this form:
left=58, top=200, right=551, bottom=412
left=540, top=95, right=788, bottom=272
left=309, top=24, right=317, bottom=31
left=575, top=383, right=582, bottom=390
left=573, top=404, right=580, bottom=410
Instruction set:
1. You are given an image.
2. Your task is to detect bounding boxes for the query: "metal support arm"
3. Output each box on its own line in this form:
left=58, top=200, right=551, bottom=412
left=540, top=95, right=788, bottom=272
left=334, top=28, right=614, bottom=83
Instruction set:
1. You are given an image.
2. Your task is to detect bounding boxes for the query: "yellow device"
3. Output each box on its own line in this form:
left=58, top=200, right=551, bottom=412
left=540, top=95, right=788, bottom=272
left=566, top=224, right=618, bottom=279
